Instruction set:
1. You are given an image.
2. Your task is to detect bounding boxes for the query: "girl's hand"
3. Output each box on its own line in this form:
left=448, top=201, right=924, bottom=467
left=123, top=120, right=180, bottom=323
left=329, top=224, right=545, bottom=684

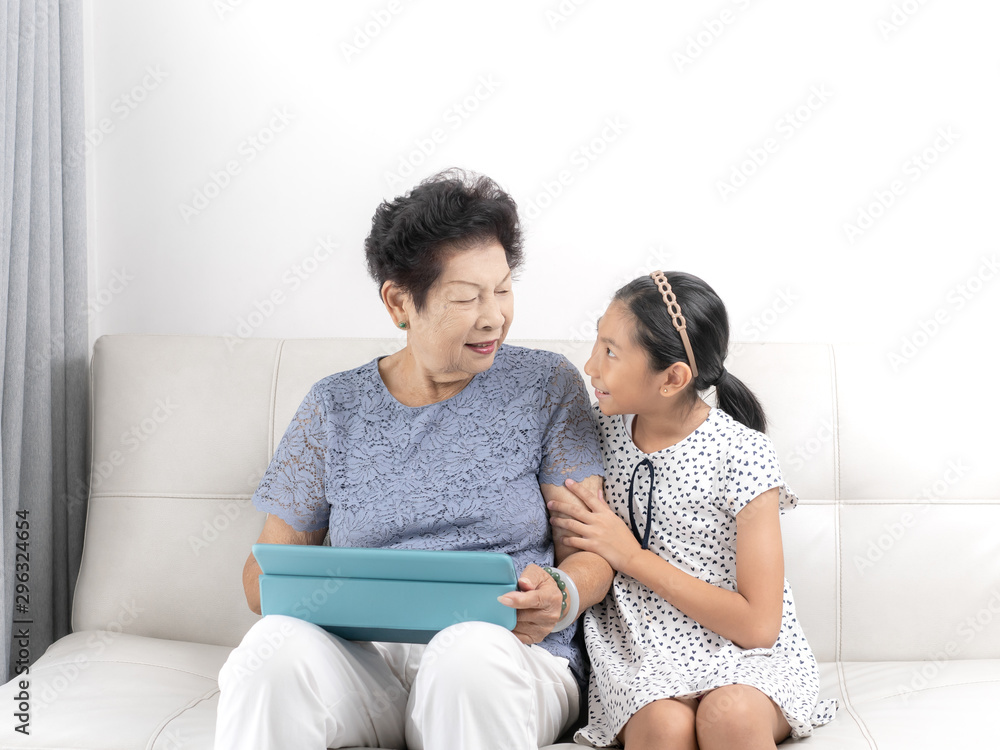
left=548, top=478, right=643, bottom=574
left=498, top=563, right=563, bottom=645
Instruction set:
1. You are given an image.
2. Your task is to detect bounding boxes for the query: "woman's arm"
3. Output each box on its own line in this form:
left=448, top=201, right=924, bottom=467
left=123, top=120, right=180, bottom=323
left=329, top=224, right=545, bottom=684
left=499, top=475, right=614, bottom=645
left=242, top=514, right=327, bottom=615
left=549, top=484, right=785, bottom=650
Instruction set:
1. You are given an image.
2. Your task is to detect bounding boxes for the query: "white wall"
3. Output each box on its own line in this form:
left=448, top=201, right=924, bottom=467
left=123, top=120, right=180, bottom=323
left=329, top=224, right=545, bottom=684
left=83, top=0, right=999, bottom=375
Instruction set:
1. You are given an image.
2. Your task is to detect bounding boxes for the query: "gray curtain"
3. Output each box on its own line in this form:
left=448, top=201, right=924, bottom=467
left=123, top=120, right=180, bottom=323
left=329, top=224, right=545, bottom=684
left=1, top=0, right=88, bottom=682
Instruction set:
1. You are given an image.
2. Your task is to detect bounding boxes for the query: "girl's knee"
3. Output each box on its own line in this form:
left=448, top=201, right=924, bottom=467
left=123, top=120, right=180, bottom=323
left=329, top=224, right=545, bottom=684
left=695, top=685, right=781, bottom=745
left=622, top=699, right=697, bottom=750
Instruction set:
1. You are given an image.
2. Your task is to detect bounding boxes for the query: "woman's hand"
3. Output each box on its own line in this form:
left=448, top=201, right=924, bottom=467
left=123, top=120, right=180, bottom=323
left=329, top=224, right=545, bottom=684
left=547, top=478, right=643, bottom=575
left=498, top=564, right=563, bottom=645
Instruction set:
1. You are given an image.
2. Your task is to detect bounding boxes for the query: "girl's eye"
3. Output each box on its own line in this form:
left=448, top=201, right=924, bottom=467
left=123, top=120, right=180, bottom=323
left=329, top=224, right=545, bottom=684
left=496, top=289, right=510, bottom=295
left=606, top=348, right=616, bottom=358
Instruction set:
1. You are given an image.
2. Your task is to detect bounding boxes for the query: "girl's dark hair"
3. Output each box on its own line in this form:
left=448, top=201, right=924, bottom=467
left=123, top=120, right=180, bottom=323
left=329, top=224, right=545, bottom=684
left=364, top=169, right=523, bottom=311
left=614, top=272, right=767, bottom=433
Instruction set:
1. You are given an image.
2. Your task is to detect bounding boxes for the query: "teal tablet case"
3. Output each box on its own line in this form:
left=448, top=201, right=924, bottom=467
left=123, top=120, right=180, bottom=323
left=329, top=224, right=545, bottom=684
left=253, top=544, right=518, bottom=643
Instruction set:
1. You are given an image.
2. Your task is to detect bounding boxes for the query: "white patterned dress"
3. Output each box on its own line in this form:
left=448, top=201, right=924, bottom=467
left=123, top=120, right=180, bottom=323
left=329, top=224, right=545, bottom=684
left=576, top=407, right=837, bottom=746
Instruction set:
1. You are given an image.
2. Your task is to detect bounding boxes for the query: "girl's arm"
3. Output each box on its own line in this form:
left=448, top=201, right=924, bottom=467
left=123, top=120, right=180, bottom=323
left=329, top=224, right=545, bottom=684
left=549, top=481, right=785, bottom=650
left=542, top=475, right=614, bottom=609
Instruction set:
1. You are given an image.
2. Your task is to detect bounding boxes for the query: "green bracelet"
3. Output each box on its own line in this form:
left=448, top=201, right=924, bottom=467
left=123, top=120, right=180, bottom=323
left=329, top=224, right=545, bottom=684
left=543, top=566, right=568, bottom=619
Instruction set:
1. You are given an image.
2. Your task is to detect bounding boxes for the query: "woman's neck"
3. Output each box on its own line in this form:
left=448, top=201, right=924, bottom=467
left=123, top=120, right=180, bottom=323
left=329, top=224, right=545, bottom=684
left=632, top=398, right=711, bottom=453
left=378, top=349, right=475, bottom=407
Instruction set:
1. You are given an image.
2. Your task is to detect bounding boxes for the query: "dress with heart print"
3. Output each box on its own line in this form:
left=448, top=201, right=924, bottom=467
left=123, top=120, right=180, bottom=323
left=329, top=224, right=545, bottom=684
left=576, top=406, right=838, bottom=747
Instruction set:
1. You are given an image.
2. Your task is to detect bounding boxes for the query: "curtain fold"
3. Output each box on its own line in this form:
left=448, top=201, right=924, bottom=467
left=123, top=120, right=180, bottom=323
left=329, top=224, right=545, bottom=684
left=1, top=0, right=88, bottom=682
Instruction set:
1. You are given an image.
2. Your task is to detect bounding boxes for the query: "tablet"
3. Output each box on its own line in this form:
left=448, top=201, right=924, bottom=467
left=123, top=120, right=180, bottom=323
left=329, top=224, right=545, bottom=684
left=253, top=544, right=519, bottom=643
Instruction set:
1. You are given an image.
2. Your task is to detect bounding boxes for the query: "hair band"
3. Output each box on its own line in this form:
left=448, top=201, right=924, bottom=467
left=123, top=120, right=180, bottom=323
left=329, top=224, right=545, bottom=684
left=649, top=271, right=699, bottom=379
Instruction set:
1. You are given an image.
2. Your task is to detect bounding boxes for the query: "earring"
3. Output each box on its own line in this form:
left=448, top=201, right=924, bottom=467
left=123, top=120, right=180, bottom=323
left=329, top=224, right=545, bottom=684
left=398, top=321, right=407, bottom=329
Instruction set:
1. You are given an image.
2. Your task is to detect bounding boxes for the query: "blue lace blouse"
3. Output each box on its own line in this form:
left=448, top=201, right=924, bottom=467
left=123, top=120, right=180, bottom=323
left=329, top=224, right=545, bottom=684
left=252, top=344, right=605, bottom=680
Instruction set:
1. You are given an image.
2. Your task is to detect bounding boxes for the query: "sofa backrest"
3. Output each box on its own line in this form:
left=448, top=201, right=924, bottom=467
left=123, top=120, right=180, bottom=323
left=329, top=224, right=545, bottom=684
left=73, top=335, right=1000, bottom=663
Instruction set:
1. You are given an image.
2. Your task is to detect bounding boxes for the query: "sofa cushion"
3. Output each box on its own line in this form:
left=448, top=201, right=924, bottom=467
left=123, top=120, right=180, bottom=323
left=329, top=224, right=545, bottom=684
left=7, top=635, right=997, bottom=748
left=0, top=631, right=227, bottom=749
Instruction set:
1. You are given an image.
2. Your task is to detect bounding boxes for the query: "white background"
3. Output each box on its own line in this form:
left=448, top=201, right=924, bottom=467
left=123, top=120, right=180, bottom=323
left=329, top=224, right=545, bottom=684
left=82, top=0, right=999, bottom=375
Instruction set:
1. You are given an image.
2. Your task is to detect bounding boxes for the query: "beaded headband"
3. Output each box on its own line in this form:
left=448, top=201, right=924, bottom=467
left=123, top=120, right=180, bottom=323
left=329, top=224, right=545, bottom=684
left=649, top=271, right=699, bottom=379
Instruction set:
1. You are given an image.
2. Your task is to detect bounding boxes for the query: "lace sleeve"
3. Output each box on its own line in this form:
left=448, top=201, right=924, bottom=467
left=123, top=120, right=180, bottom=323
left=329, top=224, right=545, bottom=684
left=723, top=431, right=798, bottom=518
left=251, top=384, right=331, bottom=532
left=539, top=355, right=605, bottom=485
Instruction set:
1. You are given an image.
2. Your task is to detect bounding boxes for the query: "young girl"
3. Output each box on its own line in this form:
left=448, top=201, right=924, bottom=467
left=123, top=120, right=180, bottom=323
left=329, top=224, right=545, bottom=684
left=548, top=272, right=837, bottom=749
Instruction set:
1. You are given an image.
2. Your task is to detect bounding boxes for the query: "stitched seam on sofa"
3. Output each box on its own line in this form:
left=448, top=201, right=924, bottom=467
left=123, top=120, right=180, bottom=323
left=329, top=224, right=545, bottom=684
left=145, top=687, right=221, bottom=750
left=810, top=501, right=1000, bottom=506
left=27, top=659, right=221, bottom=681
left=71, top=341, right=101, bottom=634
left=268, top=338, right=286, bottom=460
left=876, top=678, right=1000, bottom=702
left=830, top=344, right=844, bottom=664
left=837, top=661, right=878, bottom=749
left=88, top=492, right=254, bottom=500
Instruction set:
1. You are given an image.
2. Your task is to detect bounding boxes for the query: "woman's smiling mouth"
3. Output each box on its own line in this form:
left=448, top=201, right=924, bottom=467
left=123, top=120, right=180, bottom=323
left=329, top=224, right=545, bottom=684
left=465, top=340, right=497, bottom=355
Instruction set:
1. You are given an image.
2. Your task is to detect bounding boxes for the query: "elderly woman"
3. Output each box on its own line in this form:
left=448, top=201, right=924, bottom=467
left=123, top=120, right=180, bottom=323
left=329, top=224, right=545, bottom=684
left=215, top=171, right=612, bottom=750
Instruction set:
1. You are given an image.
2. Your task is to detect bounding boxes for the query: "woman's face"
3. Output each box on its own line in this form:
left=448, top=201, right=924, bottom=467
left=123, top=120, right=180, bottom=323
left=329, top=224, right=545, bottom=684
left=406, top=239, right=514, bottom=380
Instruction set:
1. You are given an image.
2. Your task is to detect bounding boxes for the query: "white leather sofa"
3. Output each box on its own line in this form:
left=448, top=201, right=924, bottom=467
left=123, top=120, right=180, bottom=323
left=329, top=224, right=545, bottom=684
left=2, top=334, right=997, bottom=749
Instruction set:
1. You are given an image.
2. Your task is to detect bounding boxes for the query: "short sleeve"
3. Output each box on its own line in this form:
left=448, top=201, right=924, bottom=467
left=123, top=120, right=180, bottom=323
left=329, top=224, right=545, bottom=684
left=251, top=384, right=332, bottom=532
left=538, top=355, right=605, bottom=485
left=723, top=431, right=798, bottom=518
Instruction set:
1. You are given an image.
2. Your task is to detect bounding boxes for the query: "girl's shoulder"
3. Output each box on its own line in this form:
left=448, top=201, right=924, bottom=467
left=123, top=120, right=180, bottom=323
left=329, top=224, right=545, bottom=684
left=709, top=407, right=770, bottom=444
left=590, top=405, right=779, bottom=462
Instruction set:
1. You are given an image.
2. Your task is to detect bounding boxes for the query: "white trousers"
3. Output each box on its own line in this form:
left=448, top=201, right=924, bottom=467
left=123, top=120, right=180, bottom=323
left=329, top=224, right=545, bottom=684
left=215, top=615, right=580, bottom=750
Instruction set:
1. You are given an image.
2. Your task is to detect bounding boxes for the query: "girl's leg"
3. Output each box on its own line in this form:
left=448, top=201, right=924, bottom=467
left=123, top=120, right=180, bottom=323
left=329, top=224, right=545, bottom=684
left=695, top=684, right=792, bottom=749
left=619, top=697, right=698, bottom=750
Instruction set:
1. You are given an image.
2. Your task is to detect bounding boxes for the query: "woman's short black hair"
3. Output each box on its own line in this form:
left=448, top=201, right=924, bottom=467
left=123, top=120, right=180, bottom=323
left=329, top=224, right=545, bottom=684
left=364, top=169, right=524, bottom=311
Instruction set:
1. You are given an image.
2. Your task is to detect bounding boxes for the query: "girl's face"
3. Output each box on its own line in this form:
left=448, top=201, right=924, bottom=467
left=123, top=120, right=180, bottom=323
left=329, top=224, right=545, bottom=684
left=584, top=301, right=663, bottom=415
